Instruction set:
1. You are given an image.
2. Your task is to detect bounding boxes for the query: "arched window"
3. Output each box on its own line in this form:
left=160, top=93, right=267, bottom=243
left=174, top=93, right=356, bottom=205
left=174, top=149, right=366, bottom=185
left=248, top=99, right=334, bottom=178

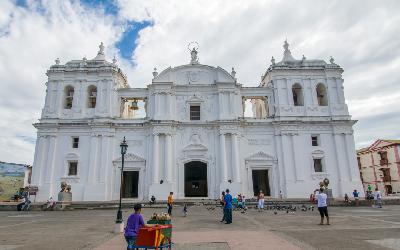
left=87, top=85, right=97, bottom=108
left=316, top=83, right=328, bottom=106
left=64, top=86, right=74, bottom=109
left=292, top=83, right=304, bottom=106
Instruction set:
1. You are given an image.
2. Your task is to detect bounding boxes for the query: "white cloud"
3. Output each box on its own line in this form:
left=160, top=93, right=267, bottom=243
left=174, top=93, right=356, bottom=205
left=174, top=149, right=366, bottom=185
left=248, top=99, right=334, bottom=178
left=118, top=0, right=400, bottom=150
left=0, top=0, right=399, bottom=164
left=0, top=0, right=123, bottom=164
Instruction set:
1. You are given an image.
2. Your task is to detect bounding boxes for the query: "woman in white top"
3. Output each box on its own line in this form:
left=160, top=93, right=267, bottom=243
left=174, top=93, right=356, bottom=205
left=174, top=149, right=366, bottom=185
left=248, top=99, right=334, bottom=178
left=314, top=188, right=330, bottom=225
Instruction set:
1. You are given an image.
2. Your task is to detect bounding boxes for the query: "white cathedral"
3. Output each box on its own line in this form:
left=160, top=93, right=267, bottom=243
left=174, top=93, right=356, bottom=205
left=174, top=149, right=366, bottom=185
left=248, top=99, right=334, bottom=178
left=31, top=41, right=364, bottom=202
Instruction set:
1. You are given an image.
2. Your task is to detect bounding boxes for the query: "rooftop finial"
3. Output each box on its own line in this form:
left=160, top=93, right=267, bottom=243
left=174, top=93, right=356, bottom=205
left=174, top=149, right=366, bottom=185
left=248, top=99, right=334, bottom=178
left=152, top=67, right=158, bottom=78
left=271, top=56, right=276, bottom=65
left=112, top=55, right=117, bottom=64
left=231, top=67, right=236, bottom=78
left=283, top=39, right=289, bottom=51
left=282, top=39, right=295, bottom=62
left=188, top=42, right=199, bottom=64
left=93, top=42, right=106, bottom=60
left=329, top=56, right=335, bottom=64
left=55, top=58, right=60, bottom=65
left=98, top=42, right=105, bottom=55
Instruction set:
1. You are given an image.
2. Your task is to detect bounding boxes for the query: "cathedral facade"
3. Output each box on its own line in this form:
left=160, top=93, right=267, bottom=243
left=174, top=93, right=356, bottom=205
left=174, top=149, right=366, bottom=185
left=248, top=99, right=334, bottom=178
left=31, top=41, right=364, bottom=201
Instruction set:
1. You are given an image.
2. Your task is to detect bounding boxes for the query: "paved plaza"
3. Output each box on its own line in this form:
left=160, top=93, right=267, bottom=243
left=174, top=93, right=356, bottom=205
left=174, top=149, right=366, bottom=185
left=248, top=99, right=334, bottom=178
left=0, top=205, right=400, bottom=250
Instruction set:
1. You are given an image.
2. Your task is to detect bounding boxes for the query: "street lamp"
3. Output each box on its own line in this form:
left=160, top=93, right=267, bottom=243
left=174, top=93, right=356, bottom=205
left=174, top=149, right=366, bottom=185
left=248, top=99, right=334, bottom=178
left=115, top=136, right=128, bottom=233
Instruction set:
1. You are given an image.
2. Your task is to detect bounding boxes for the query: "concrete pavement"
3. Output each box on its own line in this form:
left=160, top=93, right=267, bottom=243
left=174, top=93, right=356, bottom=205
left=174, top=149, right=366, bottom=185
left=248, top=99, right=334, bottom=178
left=1, top=205, right=400, bottom=249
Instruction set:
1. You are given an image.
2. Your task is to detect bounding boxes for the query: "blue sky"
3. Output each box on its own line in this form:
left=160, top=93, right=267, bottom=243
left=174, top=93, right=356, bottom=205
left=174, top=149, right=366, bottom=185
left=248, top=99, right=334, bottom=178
left=14, top=0, right=153, bottom=62
left=79, top=0, right=153, bottom=62
left=0, top=0, right=400, bottom=164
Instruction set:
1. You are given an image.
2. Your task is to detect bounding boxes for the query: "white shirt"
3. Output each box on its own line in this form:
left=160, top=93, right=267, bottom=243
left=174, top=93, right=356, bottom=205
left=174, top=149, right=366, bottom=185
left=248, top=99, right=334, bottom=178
left=374, top=191, right=381, bottom=200
left=316, top=193, right=327, bottom=207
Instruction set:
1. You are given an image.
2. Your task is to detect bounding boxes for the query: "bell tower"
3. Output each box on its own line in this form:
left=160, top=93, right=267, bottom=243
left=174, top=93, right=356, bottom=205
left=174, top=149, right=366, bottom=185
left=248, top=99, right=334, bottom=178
left=42, top=42, right=128, bottom=120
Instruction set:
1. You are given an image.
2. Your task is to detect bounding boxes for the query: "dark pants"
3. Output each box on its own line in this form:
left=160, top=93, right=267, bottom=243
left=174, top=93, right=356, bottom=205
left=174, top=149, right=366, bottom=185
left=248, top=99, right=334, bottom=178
left=167, top=204, right=172, bottom=215
left=125, top=236, right=137, bottom=250
left=221, top=208, right=226, bottom=221
left=224, top=208, right=232, bottom=223
left=318, top=206, right=329, bottom=218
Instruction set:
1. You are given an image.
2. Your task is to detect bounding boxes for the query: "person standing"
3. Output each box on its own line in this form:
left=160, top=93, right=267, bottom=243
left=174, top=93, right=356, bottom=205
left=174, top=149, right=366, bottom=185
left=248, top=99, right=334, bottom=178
left=314, top=188, right=330, bottom=225
left=344, top=193, right=350, bottom=205
left=353, top=189, right=360, bottom=206
left=125, top=203, right=146, bottom=249
left=258, top=190, right=265, bottom=212
left=220, top=191, right=226, bottom=222
left=224, top=189, right=233, bottom=224
left=183, top=204, right=188, bottom=217
left=374, top=188, right=382, bottom=208
left=167, top=192, right=174, bottom=216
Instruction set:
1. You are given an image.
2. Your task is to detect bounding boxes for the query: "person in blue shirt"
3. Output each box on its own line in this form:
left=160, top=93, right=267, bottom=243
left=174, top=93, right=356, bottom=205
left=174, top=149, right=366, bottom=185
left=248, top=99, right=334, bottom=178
left=224, top=189, right=233, bottom=224
left=353, top=189, right=360, bottom=206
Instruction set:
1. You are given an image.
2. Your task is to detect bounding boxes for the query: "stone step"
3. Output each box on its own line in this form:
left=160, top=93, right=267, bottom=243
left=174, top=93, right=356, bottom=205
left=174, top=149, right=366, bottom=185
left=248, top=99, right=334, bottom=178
left=2, top=198, right=400, bottom=211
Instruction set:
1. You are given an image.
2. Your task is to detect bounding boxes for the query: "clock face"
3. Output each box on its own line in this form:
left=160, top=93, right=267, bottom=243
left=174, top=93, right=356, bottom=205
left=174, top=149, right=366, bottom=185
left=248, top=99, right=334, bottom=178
left=188, top=71, right=199, bottom=82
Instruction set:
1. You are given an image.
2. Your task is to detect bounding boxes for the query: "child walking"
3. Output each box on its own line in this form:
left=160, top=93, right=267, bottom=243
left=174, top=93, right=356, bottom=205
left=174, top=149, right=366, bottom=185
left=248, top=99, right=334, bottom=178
left=124, top=204, right=146, bottom=250
left=183, top=204, right=188, bottom=217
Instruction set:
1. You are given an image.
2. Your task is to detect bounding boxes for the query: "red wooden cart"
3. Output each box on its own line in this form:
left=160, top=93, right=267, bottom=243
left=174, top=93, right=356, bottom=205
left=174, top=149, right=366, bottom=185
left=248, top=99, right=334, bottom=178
left=130, top=224, right=172, bottom=249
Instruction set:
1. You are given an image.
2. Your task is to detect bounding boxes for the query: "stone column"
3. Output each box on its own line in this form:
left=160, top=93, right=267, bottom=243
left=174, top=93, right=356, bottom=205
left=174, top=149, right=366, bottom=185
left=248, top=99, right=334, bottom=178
left=38, top=136, right=50, bottom=185
left=45, top=135, right=57, bottom=184
left=281, top=134, right=296, bottom=181
left=32, top=136, right=45, bottom=185
left=87, top=134, right=99, bottom=184
left=345, top=133, right=359, bottom=181
left=218, top=92, right=224, bottom=119
left=99, top=135, right=111, bottom=183
left=332, top=133, right=345, bottom=197
left=154, top=94, right=159, bottom=119
left=231, top=133, right=241, bottom=182
left=219, top=133, right=227, bottom=182
left=152, top=133, right=160, bottom=183
left=165, top=134, right=173, bottom=183
left=56, top=83, right=64, bottom=116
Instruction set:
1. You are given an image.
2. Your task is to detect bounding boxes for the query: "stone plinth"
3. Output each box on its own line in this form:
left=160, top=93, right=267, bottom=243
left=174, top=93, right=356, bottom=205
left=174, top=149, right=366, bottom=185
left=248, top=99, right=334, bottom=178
left=58, top=192, right=72, bottom=208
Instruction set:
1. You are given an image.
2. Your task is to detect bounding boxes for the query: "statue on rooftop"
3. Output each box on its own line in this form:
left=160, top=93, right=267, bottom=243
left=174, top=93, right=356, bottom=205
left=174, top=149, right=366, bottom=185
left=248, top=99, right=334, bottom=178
left=188, top=42, right=199, bottom=64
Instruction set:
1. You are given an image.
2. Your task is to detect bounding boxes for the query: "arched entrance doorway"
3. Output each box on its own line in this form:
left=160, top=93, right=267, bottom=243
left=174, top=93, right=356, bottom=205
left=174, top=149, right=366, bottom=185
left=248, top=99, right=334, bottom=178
left=184, top=161, right=208, bottom=197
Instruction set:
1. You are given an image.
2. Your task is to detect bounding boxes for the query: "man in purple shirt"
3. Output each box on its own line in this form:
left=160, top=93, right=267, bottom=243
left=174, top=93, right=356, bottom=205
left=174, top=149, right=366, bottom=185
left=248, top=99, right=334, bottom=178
left=124, top=203, right=145, bottom=249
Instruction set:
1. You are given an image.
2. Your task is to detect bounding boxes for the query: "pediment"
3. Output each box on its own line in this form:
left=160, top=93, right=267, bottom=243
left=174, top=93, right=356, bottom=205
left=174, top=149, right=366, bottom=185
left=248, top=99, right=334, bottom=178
left=245, top=151, right=275, bottom=161
left=311, top=150, right=325, bottom=155
left=187, top=95, right=204, bottom=103
left=65, top=153, right=79, bottom=159
left=113, top=153, right=145, bottom=163
left=183, top=143, right=208, bottom=152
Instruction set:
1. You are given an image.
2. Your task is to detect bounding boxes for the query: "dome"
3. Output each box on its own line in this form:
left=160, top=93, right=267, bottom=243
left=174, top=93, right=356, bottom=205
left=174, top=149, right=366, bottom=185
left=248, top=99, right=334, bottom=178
left=153, top=64, right=236, bottom=85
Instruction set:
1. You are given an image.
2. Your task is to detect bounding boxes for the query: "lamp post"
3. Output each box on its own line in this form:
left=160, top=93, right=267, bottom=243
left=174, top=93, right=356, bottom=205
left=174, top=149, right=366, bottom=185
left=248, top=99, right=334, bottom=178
left=115, top=136, right=128, bottom=233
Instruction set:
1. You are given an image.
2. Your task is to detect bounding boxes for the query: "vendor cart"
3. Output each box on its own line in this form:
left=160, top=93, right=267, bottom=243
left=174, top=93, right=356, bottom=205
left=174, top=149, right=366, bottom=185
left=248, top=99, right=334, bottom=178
left=130, top=224, right=172, bottom=249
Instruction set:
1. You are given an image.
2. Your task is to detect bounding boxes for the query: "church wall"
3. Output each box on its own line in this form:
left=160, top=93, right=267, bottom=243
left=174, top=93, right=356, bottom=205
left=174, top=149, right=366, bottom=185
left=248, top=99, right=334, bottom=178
left=31, top=42, right=364, bottom=202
